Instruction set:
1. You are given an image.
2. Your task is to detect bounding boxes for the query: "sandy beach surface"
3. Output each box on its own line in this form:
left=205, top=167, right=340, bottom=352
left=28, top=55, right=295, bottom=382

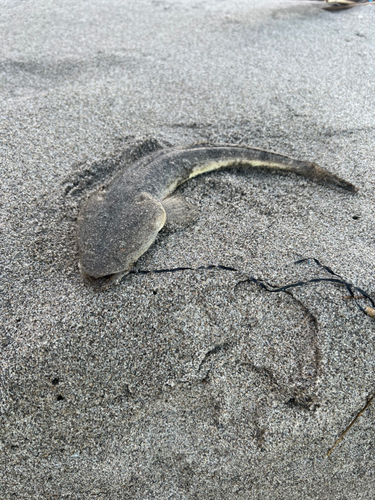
left=1, top=0, right=375, bottom=498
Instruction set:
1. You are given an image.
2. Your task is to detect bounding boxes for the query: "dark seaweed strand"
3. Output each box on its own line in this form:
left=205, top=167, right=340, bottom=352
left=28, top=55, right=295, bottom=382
left=295, top=258, right=375, bottom=312
left=129, top=259, right=375, bottom=318
left=130, top=259, right=375, bottom=456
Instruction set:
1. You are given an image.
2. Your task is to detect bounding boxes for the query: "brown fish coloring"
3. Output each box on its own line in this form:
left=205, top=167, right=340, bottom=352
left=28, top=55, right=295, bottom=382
left=77, top=143, right=355, bottom=289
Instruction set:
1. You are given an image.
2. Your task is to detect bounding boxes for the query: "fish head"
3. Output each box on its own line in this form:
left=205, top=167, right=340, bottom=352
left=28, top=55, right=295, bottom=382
left=77, top=190, right=166, bottom=289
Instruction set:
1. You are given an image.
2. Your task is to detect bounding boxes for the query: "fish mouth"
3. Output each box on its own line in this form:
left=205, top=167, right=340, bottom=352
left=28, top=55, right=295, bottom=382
left=78, top=263, right=129, bottom=290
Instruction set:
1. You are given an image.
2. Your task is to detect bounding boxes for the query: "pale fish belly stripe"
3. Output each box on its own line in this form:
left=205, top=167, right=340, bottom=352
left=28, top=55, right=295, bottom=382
left=188, top=160, right=290, bottom=179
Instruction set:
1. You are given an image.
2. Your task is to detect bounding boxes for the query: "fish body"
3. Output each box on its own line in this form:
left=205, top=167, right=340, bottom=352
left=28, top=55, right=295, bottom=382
left=77, top=143, right=355, bottom=289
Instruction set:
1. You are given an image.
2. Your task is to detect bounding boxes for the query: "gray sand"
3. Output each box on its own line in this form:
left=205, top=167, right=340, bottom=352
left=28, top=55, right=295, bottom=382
left=1, top=0, right=375, bottom=498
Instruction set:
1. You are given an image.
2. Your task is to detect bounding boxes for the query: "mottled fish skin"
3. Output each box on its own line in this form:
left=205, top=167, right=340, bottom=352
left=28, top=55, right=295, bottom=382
left=76, top=143, right=356, bottom=289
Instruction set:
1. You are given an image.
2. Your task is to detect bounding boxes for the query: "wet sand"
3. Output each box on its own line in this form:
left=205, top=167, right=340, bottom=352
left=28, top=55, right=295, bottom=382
left=1, top=0, right=375, bottom=498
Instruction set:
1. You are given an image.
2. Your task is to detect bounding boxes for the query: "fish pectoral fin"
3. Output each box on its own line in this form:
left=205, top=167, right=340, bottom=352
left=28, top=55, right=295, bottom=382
left=162, top=195, right=199, bottom=227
